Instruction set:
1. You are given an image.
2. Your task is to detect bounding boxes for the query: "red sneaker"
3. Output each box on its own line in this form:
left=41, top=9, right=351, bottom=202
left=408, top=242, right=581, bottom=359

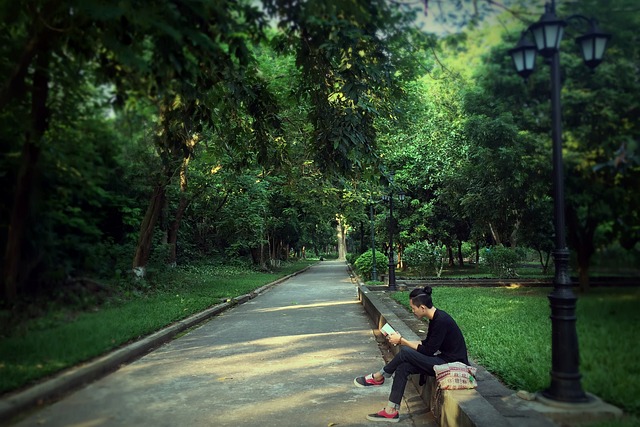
left=366, top=408, right=399, bottom=423
left=354, top=373, right=385, bottom=387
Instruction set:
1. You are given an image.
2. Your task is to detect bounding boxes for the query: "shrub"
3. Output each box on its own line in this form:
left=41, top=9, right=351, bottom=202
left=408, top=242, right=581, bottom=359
left=354, top=249, right=388, bottom=281
left=460, top=241, right=475, bottom=262
left=403, top=240, right=446, bottom=277
left=345, top=252, right=359, bottom=265
left=481, top=246, right=521, bottom=278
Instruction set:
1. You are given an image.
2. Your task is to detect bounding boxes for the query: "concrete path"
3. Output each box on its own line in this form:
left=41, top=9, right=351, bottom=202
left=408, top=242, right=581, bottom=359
left=9, top=261, right=435, bottom=427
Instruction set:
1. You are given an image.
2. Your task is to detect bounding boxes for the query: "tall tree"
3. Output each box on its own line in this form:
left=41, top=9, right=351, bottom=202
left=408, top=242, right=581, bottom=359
left=0, top=0, right=152, bottom=300
left=0, top=0, right=273, bottom=296
left=263, top=0, right=428, bottom=177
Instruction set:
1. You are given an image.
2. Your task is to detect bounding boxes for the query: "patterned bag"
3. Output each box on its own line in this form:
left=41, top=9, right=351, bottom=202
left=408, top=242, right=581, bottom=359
left=433, top=362, right=477, bottom=390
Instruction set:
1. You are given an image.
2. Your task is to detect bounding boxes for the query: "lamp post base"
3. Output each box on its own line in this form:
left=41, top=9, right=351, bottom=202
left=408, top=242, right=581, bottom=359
left=530, top=391, right=622, bottom=426
left=537, top=391, right=596, bottom=407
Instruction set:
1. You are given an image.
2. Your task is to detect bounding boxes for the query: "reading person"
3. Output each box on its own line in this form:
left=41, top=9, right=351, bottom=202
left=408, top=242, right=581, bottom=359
left=354, top=286, right=469, bottom=423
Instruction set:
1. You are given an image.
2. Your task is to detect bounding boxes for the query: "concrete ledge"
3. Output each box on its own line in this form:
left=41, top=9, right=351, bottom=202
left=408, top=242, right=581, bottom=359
left=358, top=285, right=511, bottom=427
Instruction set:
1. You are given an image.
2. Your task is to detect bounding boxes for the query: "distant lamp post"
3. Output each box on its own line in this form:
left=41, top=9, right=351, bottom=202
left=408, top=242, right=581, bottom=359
left=509, top=0, right=610, bottom=404
left=382, top=173, right=405, bottom=291
left=369, top=198, right=378, bottom=282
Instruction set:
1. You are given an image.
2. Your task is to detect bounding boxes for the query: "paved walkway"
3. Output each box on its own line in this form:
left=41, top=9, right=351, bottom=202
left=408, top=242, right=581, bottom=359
left=8, top=261, right=435, bottom=427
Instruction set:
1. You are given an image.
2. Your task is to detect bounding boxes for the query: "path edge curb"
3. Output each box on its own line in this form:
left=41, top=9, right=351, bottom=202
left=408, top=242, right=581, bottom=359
left=0, top=264, right=314, bottom=425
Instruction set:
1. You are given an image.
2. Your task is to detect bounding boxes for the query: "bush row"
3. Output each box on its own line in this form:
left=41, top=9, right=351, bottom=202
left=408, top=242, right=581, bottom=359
left=349, top=244, right=525, bottom=280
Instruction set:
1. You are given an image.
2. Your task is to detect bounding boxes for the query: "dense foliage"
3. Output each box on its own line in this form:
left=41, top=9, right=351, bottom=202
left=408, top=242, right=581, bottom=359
left=1, top=2, right=638, bottom=422
left=353, top=249, right=388, bottom=281
left=1, top=0, right=638, bottom=307
left=347, top=0, right=639, bottom=289
left=481, top=246, right=521, bottom=278
left=1, top=0, right=424, bottom=305
left=403, top=240, right=447, bottom=277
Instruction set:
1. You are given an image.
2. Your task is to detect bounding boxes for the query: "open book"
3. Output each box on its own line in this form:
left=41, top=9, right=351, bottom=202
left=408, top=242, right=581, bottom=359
left=380, top=323, right=396, bottom=337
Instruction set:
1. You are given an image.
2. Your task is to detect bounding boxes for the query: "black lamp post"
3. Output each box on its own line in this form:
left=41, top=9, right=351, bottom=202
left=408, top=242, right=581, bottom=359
left=509, top=0, right=610, bottom=404
left=382, top=174, right=405, bottom=291
left=369, top=199, right=378, bottom=282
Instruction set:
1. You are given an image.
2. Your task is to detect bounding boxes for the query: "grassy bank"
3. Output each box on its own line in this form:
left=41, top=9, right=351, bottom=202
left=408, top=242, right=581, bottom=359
left=392, top=286, right=640, bottom=423
left=0, top=259, right=316, bottom=395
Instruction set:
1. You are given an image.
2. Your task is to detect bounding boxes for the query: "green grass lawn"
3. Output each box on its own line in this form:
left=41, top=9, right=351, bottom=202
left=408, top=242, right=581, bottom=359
left=0, top=259, right=316, bottom=395
left=392, top=286, right=640, bottom=422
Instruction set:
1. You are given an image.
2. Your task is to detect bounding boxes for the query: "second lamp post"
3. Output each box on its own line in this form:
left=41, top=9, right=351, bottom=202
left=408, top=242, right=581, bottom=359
left=382, top=174, right=404, bottom=291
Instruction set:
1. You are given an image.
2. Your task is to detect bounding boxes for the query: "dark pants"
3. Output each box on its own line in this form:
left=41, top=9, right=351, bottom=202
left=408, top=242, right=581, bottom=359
left=383, top=346, right=446, bottom=405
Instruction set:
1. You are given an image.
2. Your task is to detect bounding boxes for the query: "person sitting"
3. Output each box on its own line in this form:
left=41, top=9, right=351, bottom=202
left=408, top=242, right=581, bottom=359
left=354, top=286, right=469, bottom=423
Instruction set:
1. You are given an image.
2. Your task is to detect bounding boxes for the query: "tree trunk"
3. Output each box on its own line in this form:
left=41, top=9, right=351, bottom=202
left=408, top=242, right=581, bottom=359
left=167, top=195, right=188, bottom=266
left=167, top=156, right=192, bottom=266
left=0, top=22, right=55, bottom=111
left=457, top=241, right=464, bottom=266
left=336, top=216, right=347, bottom=260
left=447, top=246, right=454, bottom=267
left=489, top=222, right=501, bottom=246
left=2, top=49, right=50, bottom=303
left=273, top=240, right=278, bottom=263
left=509, top=219, right=520, bottom=248
left=132, top=184, right=166, bottom=278
left=3, top=142, right=41, bottom=303
left=567, top=207, right=597, bottom=293
left=576, top=249, right=592, bottom=292
left=538, top=249, right=551, bottom=274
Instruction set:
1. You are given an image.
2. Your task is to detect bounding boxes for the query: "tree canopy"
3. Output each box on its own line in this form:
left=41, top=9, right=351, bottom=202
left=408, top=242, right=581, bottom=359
left=1, top=0, right=638, bottom=303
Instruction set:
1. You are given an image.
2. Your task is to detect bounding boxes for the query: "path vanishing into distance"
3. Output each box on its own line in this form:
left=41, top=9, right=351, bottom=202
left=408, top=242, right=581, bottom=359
left=8, top=260, right=434, bottom=427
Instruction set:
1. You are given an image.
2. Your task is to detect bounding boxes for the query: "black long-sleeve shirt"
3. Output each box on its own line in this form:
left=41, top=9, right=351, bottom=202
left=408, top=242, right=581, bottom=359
left=417, top=309, right=469, bottom=365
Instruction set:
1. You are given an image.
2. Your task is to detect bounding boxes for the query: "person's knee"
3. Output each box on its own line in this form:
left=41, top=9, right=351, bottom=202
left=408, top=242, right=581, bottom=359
left=399, top=346, right=412, bottom=355
left=395, top=362, right=413, bottom=377
left=397, top=346, right=413, bottom=361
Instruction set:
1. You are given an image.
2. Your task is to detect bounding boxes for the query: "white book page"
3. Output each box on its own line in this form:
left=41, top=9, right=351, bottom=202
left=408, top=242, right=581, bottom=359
left=380, top=323, right=396, bottom=336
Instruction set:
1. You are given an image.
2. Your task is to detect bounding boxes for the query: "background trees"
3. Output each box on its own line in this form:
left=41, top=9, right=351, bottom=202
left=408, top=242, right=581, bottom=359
left=1, top=0, right=638, bottom=305
left=367, top=0, right=638, bottom=285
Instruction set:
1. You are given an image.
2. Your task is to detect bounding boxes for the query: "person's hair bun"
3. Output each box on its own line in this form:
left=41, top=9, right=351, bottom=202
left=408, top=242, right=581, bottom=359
left=423, top=286, right=433, bottom=295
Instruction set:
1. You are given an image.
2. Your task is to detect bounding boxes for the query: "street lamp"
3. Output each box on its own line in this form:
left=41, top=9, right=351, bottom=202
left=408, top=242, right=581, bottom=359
left=369, top=198, right=378, bottom=282
left=381, top=174, right=405, bottom=291
left=509, top=1, right=610, bottom=404
left=508, top=32, right=537, bottom=80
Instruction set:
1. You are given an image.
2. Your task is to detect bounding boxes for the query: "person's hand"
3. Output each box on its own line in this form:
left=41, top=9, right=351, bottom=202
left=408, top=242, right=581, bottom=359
left=388, top=332, right=402, bottom=346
